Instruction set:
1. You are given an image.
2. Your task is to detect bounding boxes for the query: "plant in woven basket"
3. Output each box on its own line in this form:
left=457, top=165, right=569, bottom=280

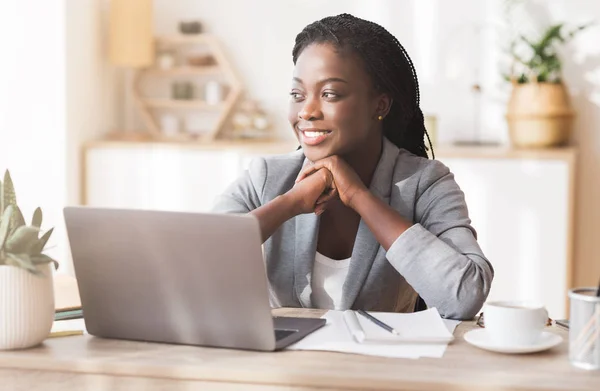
left=0, top=170, right=58, bottom=275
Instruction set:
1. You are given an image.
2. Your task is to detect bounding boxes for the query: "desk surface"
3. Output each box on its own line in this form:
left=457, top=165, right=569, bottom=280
left=0, top=305, right=598, bottom=391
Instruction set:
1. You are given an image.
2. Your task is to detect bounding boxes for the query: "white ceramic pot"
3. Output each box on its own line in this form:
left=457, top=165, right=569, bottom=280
left=0, top=263, right=55, bottom=350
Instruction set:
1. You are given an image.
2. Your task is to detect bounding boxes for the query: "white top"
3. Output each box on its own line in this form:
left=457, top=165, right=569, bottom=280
left=311, top=251, right=351, bottom=310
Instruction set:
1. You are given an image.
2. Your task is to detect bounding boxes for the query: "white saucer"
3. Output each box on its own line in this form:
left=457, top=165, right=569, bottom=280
left=464, top=329, right=563, bottom=354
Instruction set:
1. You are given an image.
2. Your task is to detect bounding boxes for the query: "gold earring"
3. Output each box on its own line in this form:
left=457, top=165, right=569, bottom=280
left=378, top=115, right=383, bottom=121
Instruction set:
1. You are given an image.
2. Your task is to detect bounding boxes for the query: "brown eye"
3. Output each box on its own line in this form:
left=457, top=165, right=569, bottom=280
left=322, top=92, right=338, bottom=99
left=290, top=92, right=304, bottom=101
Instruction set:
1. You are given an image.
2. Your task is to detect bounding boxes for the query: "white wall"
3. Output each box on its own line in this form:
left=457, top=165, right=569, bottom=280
left=0, top=0, right=116, bottom=276
left=0, top=0, right=67, bottom=269
left=64, top=0, right=119, bottom=274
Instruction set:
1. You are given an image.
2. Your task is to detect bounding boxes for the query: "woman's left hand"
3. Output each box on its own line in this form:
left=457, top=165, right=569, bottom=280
left=296, top=156, right=368, bottom=211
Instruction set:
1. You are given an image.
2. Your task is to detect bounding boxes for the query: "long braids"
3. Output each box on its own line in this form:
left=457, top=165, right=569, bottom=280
left=292, top=14, right=434, bottom=159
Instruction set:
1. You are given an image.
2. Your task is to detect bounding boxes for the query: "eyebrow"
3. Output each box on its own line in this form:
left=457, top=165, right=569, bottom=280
left=293, top=77, right=348, bottom=85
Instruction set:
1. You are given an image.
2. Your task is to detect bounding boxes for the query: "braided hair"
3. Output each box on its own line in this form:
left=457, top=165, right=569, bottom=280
left=292, top=13, right=434, bottom=159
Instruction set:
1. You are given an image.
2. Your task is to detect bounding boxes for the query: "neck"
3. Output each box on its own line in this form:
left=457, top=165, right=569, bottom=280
left=342, top=135, right=383, bottom=189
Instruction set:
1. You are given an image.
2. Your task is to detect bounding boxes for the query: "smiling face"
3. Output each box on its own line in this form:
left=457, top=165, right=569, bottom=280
left=288, top=43, right=389, bottom=163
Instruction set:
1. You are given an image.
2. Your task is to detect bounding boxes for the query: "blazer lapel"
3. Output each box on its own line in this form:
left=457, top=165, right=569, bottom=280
left=293, top=212, right=320, bottom=308
left=340, top=138, right=400, bottom=309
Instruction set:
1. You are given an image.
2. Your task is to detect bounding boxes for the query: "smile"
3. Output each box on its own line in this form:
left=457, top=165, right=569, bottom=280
left=298, top=128, right=332, bottom=146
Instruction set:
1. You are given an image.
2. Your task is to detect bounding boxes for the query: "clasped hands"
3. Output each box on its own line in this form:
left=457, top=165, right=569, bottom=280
left=289, top=156, right=368, bottom=216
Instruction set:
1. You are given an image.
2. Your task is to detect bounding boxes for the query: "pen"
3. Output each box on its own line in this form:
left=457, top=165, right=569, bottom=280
left=357, top=310, right=400, bottom=336
left=343, top=310, right=366, bottom=343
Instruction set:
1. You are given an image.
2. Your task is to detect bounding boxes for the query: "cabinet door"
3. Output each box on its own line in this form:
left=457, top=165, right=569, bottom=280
left=440, top=157, right=570, bottom=319
left=86, top=147, right=243, bottom=212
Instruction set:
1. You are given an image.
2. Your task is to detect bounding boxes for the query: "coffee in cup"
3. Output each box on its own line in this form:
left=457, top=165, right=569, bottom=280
left=484, top=301, right=548, bottom=346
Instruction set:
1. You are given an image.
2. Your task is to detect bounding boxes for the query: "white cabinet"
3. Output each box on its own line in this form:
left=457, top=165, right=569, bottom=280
left=436, top=148, right=576, bottom=320
left=83, top=141, right=298, bottom=213
left=84, top=142, right=576, bottom=318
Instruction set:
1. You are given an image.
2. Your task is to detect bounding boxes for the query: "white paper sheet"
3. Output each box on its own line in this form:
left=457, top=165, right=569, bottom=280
left=50, top=318, right=87, bottom=336
left=287, top=308, right=460, bottom=359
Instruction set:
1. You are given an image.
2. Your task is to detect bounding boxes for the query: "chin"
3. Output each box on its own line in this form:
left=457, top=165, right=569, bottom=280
left=301, top=145, right=336, bottom=163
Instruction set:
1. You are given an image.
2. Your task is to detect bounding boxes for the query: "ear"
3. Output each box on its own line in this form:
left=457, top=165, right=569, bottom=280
left=374, top=93, right=392, bottom=120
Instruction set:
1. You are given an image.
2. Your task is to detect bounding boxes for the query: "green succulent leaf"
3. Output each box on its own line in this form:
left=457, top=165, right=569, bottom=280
left=2, top=170, right=17, bottom=213
left=0, top=205, right=14, bottom=251
left=31, top=207, right=42, bottom=228
left=5, top=226, right=40, bottom=254
left=11, top=205, right=26, bottom=234
left=30, top=227, right=53, bottom=255
left=6, top=253, right=40, bottom=275
left=31, top=253, right=59, bottom=270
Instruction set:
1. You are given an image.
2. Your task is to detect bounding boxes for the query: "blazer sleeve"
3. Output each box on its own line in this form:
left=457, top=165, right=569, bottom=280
left=211, top=158, right=267, bottom=213
left=385, top=160, right=494, bottom=320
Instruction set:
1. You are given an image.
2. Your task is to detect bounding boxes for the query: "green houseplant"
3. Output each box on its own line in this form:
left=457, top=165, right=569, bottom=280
left=507, top=23, right=590, bottom=84
left=505, top=22, right=592, bottom=148
left=0, top=170, right=58, bottom=350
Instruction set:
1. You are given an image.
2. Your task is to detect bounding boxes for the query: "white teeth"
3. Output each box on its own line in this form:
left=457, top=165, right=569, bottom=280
left=304, top=131, right=327, bottom=137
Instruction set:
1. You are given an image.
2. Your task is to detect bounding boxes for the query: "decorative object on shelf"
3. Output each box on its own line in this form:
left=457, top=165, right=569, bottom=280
left=232, top=100, right=272, bottom=139
left=179, top=20, right=203, bottom=35
left=503, top=5, right=592, bottom=148
left=442, top=22, right=499, bottom=146
left=156, top=50, right=175, bottom=69
left=186, top=54, right=216, bottom=67
left=172, top=82, right=194, bottom=100
left=159, top=114, right=179, bottom=136
left=108, top=0, right=155, bottom=137
left=0, top=170, right=59, bottom=350
left=205, top=81, right=223, bottom=105
left=183, top=113, right=212, bottom=137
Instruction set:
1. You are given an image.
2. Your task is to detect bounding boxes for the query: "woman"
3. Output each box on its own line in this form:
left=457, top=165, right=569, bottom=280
left=213, top=14, right=493, bottom=320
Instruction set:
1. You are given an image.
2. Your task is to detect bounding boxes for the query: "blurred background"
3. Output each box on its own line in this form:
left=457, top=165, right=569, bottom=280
left=0, top=0, right=598, bottom=319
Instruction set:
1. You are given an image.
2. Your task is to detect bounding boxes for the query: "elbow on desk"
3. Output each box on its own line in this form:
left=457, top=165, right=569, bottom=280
left=438, top=270, right=493, bottom=320
left=440, top=290, right=487, bottom=320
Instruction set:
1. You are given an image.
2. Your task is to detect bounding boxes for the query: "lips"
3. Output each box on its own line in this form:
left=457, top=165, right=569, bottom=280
left=298, top=128, right=332, bottom=146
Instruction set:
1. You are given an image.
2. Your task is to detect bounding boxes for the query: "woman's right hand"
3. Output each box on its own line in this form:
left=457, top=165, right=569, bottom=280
left=286, top=168, right=336, bottom=215
left=250, top=167, right=335, bottom=243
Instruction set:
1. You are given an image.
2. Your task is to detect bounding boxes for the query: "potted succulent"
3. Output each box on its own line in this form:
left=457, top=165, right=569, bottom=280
left=505, top=22, right=591, bottom=148
left=0, top=170, right=59, bottom=350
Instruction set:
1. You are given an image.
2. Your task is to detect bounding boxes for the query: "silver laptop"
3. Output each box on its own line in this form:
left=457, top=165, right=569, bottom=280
left=63, top=206, right=325, bottom=351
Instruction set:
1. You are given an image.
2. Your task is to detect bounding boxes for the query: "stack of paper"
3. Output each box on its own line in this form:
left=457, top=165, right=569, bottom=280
left=286, top=308, right=460, bottom=359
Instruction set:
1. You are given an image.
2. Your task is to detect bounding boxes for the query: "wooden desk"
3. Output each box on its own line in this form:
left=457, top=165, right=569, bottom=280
left=0, top=308, right=598, bottom=390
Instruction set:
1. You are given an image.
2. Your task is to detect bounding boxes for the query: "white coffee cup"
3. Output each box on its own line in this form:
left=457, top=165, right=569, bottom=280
left=484, top=301, right=548, bottom=346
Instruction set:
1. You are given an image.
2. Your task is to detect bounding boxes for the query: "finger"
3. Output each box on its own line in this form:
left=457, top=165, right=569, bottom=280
left=316, top=187, right=338, bottom=205
left=315, top=203, right=328, bottom=216
left=321, top=168, right=335, bottom=188
left=295, top=164, right=318, bottom=183
left=295, top=159, right=330, bottom=183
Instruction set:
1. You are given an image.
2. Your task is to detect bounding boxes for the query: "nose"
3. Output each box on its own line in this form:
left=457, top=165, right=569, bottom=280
left=298, top=97, right=322, bottom=121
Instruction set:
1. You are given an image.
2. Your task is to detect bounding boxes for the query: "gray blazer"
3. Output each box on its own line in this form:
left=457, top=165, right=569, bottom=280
left=212, top=138, right=493, bottom=320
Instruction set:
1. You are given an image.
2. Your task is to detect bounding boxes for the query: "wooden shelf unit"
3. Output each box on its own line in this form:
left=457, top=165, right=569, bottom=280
left=132, top=33, right=242, bottom=141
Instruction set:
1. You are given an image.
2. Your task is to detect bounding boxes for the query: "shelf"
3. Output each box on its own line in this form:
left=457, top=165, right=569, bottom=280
left=85, top=134, right=297, bottom=153
left=156, top=34, right=212, bottom=46
left=144, top=99, right=224, bottom=110
left=142, top=66, right=220, bottom=77
left=434, top=144, right=577, bottom=161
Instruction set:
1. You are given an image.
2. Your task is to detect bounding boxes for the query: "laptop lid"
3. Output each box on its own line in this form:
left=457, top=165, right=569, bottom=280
left=63, top=206, right=278, bottom=351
